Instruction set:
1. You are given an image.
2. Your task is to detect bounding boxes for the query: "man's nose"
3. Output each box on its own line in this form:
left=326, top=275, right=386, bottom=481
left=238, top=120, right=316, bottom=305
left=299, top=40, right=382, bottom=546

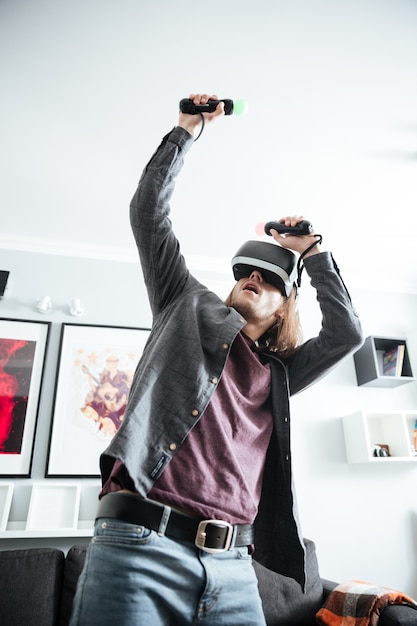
left=249, top=270, right=263, bottom=282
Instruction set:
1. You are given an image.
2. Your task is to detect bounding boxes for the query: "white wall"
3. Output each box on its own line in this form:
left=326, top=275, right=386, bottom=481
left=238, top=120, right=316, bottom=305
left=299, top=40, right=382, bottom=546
left=1, top=246, right=417, bottom=596
left=293, top=284, right=417, bottom=597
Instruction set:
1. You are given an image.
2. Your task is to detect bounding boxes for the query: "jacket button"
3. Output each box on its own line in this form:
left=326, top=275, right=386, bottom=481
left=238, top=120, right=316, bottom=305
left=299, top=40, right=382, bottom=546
left=222, top=343, right=229, bottom=350
left=191, top=409, right=199, bottom=417
left=210, top=376, right=218, bottom=384
left=169, top=442, right=177, bottom=451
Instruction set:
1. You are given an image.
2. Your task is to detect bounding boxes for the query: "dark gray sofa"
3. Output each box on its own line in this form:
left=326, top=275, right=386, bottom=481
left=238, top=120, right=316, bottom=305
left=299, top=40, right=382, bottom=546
left=0, top=540, right=415, bottom=625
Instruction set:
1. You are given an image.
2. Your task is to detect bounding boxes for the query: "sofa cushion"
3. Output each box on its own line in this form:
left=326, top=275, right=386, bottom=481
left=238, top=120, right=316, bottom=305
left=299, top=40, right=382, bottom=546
left=253, top=538, right=324, bottom=626
left=0, top=547, right=64, bottom=626
left=59, top=544, right=88, bottom=626
left=379, top=604, right=417, bottom=626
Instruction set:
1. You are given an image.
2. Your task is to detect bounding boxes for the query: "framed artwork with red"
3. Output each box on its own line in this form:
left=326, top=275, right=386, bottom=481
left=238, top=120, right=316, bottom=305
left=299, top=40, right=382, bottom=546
left=0, top=318, right=50, bottom=477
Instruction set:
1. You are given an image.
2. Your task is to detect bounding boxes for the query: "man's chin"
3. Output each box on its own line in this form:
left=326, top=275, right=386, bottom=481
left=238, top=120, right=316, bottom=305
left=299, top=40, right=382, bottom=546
left=230, top=298, right=253, bottom=321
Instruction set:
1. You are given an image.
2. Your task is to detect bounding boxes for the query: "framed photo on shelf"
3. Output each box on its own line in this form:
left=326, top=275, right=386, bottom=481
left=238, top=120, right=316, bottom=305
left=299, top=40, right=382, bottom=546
left=46, top=323, right=150, bottom=477
left=0, top=318, right=51, bottom=477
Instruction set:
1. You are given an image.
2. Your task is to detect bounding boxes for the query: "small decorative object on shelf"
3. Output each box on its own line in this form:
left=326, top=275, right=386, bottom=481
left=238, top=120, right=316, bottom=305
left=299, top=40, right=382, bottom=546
left=382, top=345, right=405, bottom=376
left=342, top=410, right=417, bottom=463
left=372, top=444, right=390, bottom=457
left=353, top=336, right=414, bottom=387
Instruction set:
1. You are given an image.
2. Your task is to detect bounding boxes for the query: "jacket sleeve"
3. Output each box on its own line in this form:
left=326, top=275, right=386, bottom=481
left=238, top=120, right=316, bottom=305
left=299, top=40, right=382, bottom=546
left=285, top=251, right=364, bottom=395
left=129, top=126, right=195, bottom=317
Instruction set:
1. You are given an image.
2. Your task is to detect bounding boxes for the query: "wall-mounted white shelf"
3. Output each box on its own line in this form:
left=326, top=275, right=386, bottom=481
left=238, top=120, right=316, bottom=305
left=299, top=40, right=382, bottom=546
left=0, top=520, right=93, bottom=539
left=0, top=482, right=96, bottom=540
left=353, top=336, right=414, bottom=387
left=342, top=410, right=417, bottom=463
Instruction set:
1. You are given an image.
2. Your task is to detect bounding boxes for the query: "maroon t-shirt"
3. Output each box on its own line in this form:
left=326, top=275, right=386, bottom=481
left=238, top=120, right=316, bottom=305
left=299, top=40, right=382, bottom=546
left=102, top=333, right=273, bottom=525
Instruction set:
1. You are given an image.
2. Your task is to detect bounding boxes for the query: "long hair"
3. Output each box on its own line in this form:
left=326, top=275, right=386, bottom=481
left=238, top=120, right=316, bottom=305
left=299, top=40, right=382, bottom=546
left=224, top=287, right=303, bottom=359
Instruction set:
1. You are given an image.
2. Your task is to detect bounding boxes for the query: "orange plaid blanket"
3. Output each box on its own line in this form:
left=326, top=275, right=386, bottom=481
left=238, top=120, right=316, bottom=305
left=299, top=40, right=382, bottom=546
left=316, top=580, right=417, bottom=625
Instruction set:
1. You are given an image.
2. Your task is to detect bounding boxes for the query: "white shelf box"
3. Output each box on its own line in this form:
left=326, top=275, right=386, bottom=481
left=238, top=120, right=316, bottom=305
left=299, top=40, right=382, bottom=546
left=26, top=483, right=81, bottom=531
left=342, top=411, right=417, bottom=463
left=0, top=483, right=14, bottom=532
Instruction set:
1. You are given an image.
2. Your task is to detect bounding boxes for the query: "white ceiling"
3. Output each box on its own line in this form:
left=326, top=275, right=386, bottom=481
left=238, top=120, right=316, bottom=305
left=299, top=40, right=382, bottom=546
left=1, top=0, right=417, bottom=294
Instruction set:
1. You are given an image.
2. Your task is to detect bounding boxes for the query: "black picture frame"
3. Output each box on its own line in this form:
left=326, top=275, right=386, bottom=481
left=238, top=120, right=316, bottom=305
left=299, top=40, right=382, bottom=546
left=0, top=317, right=51, bottom=477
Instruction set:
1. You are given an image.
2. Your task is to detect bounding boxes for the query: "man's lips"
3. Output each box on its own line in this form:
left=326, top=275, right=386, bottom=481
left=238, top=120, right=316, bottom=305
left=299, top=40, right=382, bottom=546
left=242, top=281, right=260, bottom=295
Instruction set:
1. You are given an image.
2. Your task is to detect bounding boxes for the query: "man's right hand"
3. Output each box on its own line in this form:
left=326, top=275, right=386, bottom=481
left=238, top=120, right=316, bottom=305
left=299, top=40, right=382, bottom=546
left=178, top=93, right=225, bottom=138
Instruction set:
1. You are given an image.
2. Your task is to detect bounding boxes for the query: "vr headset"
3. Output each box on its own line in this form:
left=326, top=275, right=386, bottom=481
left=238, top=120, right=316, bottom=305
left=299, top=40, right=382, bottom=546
left=231, top=240, right=297, bottom=297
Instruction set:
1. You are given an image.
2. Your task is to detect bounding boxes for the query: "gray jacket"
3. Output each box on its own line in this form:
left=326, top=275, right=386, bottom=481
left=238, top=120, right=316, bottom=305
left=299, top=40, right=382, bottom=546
left=101, top=126, right=363, bottom=588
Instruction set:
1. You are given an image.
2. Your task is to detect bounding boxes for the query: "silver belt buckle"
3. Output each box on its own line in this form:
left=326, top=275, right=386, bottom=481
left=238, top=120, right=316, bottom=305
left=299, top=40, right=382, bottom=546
left=195, top=519, right=234, bottom=553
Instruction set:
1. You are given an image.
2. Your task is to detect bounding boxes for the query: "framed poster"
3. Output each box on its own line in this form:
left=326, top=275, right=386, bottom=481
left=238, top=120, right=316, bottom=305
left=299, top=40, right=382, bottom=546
left=46, top=323, right=150, bottom=477
left=0, top=318, right=51, bottom=477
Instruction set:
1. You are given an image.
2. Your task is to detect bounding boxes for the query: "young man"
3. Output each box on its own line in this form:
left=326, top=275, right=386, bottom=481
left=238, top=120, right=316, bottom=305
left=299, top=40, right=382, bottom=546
left=70, top=94, right=363, bottom=625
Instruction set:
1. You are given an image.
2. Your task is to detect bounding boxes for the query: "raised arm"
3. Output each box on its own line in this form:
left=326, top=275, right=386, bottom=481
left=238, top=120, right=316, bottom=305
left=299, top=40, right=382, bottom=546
left=269, top=216, right=363, bottom=393
left=129, top=94, right=224, bottom=316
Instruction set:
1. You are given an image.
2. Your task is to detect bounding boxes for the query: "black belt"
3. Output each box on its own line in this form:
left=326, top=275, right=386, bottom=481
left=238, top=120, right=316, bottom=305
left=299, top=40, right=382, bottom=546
left=96, top=492, right=254, bottom=553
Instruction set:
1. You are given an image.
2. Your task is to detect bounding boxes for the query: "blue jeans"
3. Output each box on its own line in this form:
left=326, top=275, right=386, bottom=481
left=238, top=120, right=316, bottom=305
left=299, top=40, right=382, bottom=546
left=70, top=518, right=266, bottom=626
